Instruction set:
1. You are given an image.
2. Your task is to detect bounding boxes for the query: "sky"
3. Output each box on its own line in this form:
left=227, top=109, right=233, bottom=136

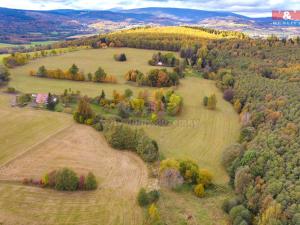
left=0, top=0, right=299, bottom=17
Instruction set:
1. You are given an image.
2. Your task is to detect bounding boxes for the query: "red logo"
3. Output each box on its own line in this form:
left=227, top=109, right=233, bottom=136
left=272, top=10, right=300, bottom=20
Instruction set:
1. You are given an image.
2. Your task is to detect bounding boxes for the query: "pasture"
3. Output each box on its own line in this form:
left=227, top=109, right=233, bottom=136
left=0, top=47, right=240, bottom=224
left=0, top=124, right=148, bottom=225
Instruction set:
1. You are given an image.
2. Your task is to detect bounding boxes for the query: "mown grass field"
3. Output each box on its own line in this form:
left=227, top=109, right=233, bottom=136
left=0, top=94, right=73, bottom=165
left=0, top=47, right=240, bottom=225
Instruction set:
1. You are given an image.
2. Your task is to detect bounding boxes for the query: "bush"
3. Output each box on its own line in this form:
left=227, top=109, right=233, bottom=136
left=6, top=87, right=16, bottom=93
left=159, top=159, right=180, bottom=172
left=93, top=122, right=103, bottom=131
left=85, top=118, right=94, bottom=126
left=55, top=168, right=79, bottom=191
left=194, top=184, right=205, bottom=198
left=136, top=136, right=159, bottom=162
left=74, top=96, right=94, bottom=123
left=159, top=168, right=184, bottom=189
left=137, top=188, right=160, bottom=207
left=223, top=89, right=234, bottom=102
left=203, top=96, right=208, bottom=106
left=179, top=160, right=199, bottom=184
left=85, top=172, right=98, bottom=190
left=17, top=94, right=31, bottom=106
left=148, top=203, right=161, bottom=223
left=207, top=94, right=217, bottom=110
left=148, top=190, right=160, bottom=203
left=137, top=188, right=149, bottom=206
left=94, top=67, right=107, bottom=82
left=197, top=169, right=213, bottom=187
left=114, top=53, right=127, bottom=62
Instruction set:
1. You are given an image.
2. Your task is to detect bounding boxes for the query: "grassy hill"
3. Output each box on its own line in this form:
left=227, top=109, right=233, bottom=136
left=0, top=47, right=240, bottom=224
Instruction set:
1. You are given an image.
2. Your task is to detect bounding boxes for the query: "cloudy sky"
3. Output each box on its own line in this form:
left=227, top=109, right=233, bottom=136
left=0, top=0, right=299, bottom=17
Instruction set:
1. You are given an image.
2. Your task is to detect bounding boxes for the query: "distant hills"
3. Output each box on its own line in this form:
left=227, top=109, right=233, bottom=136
left=0, top=7, right=299, bottom=44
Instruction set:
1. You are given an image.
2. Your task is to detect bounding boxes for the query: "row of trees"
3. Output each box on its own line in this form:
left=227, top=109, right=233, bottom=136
left=95, top=88, right=183, bottom=119
left=103, top=123, right=159, bottom=162
left=2, top=47, right=82, bottom=68
left=125, top=69, right=180, bottom=87
left=23, top=168, right=98, bottom=191
left=30, top=64, right=117, bottom=83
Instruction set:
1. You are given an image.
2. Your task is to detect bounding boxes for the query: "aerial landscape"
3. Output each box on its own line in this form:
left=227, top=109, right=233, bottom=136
left=0, top=1, right=299, bottom=225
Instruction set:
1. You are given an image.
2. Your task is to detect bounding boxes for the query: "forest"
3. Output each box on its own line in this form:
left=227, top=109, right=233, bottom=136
left=70, top=26, right=300, bottom=225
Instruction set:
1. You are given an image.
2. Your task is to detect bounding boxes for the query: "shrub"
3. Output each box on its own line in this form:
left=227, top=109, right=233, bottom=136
left=147, top=190, right=160, bottom=203
left=159, top=159, right=180, bottom=172
left=85, top=172, right=98, bottom=190
left=194, top=184, right=205, bottom=198
left=207, top=94, right=217, bottom=110
left=137, top=188, right=149, bottom=206
left=179, top=160, right=199, bottom=184
left=203, top=96, right=208, bottom=106
left=125, top=69, right=144, bottom=82
left=3, top=53, right=28, bottom=68
left=136, top=136, right=159, bottom=162
left=197, top=169, right=213, bottom=187
left=234, top=100, right=242, bottom=113
left=148, top=203, right=160, bottom=223
left=85, top=118, right=94, bottom=126
left=74, top=96, right=94, bottom=123
left=93, top=122, right=103, bottom=131
left=6, top=87, right=16, bottom=93
left=17, top=94, right=31, bottom=106
left=41, top=173, right=49, bottom=187
left=159, top=168, right=184, bottom=189
left=137, top=188, right=160, bottom=207
left=223, top=89, right=234, bottom=102
left=55, top=168, right=79, bottom=191
left=114, top=53, right=127, bottom=61
left=93, top=67, right=107, bottom=82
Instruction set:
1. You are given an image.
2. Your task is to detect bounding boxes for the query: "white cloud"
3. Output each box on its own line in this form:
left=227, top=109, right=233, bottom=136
left=0, top=0, right=299, bottom=17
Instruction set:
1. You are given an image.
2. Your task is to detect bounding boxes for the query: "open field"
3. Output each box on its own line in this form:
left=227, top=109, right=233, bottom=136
left=146, top=77, right=240, bottom=184
left=0, top=94, right=73, bottom=165
left=7, top=48, right=240, bottom=183
left=0, top=123, right=148, bottom=225
left=159, top=188, right=233, bottom=225
left=1, top=47, right=240, bottom=224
